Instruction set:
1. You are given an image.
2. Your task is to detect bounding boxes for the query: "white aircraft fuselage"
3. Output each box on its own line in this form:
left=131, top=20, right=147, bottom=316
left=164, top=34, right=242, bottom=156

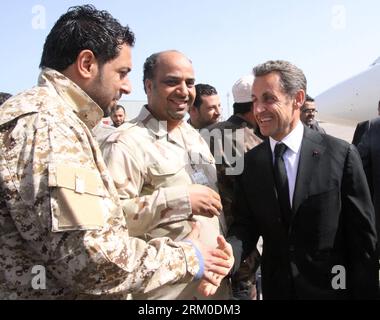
left=315, top=59, right=380, bottom=127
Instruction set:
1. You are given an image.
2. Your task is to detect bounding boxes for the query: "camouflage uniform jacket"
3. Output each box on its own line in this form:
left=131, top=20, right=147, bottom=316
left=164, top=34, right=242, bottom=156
left=101, top=106, right=230, bottom=299
left=0, top=69, right=201, bottom=299
left=92, top=121, right=116, bottom=150
left=206, top=115, right=262, bottom=228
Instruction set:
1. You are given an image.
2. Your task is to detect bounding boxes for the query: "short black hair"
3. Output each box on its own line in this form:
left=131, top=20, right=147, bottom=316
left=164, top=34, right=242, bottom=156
left=233, top=102, right=252, bottom=115
left=40, top=5, right=135, bottom=71
left=301, top=94, right=315, bottom=110
left=305, top=94, right=314, bottom=102
left=0, top=92, right=12, bottom=105
left=110, top=104, right=125, bottom=114
left=193, top=84, right=218, bottom=109
left=142, top=52, right=160, bottom=93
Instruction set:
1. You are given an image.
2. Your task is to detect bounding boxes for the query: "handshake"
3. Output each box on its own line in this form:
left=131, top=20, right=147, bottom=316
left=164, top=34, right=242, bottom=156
left=184, top=221, right=235, bottom=297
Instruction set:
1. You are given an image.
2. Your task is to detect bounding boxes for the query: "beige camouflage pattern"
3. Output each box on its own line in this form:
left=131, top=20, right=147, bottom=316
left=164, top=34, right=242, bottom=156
left=0, top=68, right=200, bottom=299
left=92, top=121, right=116, bottom=150
left=101, top=106, right=231, bottom=299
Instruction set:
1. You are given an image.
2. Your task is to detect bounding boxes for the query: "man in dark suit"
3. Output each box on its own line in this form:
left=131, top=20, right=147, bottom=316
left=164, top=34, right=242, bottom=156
left=352, top=101, right=380, bottom=146
left=352, top=120, right=370, bottom=146
left=357, top=117, right=380, bottom=258
left=228, top=60, right=378, bottom=299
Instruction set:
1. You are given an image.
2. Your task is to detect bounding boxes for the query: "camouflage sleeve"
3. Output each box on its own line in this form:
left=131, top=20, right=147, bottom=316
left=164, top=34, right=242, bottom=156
left=102, top=134, right=193, bottom=236
left=1, top=113, right=201, bottom=296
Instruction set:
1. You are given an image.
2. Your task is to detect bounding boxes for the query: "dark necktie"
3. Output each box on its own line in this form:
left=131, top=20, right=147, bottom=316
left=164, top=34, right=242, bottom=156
left=273, top=143, right=291, bottom=227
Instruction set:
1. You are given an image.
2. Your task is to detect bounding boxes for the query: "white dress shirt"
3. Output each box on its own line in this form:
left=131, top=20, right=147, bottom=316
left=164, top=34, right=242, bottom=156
left=269, top=121, right=304, bottom=207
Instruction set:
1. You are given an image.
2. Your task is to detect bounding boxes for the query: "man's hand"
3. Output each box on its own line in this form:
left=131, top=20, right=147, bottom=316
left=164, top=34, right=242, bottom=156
left=197, top=236, right=234, bottom=296
left=184, top=222, right=234, bottom=297
left=189, top=184, right=222, bottom=217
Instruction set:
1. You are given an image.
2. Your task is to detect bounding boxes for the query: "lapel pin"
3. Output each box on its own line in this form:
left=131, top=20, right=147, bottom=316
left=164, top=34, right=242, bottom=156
left=312, top=150, right=319, bottom=157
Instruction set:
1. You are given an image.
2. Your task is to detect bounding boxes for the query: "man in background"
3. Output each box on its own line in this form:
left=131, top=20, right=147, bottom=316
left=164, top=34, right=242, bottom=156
left=93, top=104, right=127, bottom=147
left=352, top=100, right=380, bottom=146
left=357, top=116, right=380, bottom=257
left=110, top=104, right=127, bottom=127
left=300, top=94, right=326, bottom=133
left=207, top=74, right=262, bottom=228
left=207, top=74, right=262, bottom=299
left=188, top=83, right=221, bottom=129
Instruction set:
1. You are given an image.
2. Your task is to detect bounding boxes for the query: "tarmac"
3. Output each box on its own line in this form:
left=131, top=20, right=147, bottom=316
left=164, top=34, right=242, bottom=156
left=319, top=122, right=356, bottom=143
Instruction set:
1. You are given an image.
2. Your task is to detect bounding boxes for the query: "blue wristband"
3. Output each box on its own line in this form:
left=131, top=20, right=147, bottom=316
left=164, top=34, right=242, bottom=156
left=182, top=239, right=204, bottom=280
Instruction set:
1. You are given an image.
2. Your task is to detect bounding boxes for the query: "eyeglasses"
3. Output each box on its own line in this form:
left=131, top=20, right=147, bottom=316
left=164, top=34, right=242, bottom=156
left=302, top=108, right=317, bottom=114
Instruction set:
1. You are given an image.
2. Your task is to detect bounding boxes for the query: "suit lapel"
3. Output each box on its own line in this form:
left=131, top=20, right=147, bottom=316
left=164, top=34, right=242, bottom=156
left=292, top=128, right=325, bottom=219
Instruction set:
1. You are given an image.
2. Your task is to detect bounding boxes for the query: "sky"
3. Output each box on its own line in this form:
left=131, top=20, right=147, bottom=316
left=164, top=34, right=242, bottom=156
left=1, top=0, right=380, bottom=119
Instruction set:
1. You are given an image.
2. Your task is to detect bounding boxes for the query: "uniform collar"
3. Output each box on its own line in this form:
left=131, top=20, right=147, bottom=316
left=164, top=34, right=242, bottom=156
left=0, top=68, right=103, bottom=128
left=40, top=68, right=103, bottom=129
left=136, top=105, right=189, bottom=138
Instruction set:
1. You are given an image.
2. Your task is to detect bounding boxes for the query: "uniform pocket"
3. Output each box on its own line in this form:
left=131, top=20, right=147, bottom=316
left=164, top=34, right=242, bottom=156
left=148, top=162, right=183, bottom=176
left=48, top=164, right=106, bottom=232
left=147, top=161, right=189, bottom=189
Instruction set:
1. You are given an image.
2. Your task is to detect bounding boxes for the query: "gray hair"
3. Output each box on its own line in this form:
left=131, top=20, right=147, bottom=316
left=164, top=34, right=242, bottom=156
left=253, top=60, right=307, bottom=97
